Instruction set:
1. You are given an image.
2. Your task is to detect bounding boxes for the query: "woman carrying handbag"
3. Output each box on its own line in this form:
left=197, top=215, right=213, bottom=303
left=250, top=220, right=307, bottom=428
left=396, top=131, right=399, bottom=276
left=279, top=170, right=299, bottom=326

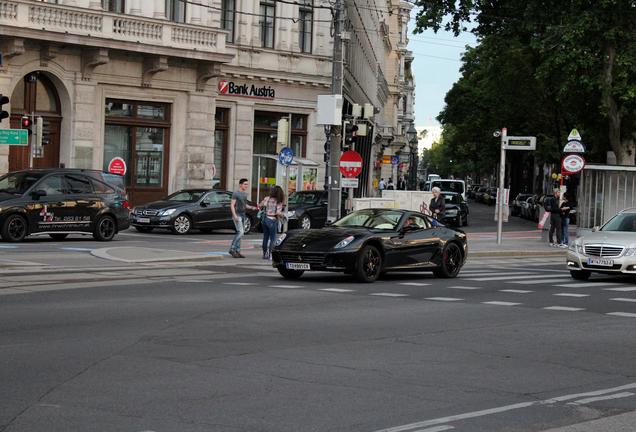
left=260, top=185, right=285, bottom=260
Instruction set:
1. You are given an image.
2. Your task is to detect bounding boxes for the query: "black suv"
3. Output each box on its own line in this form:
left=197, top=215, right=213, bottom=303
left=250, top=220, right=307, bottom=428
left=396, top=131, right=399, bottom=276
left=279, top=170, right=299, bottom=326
left=0, top=169, right=130, bottom=242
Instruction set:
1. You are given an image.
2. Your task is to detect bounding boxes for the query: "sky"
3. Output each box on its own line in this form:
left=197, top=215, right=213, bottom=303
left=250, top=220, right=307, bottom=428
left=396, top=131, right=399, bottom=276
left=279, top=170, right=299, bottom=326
left=407, top=11, right=477, bottom=128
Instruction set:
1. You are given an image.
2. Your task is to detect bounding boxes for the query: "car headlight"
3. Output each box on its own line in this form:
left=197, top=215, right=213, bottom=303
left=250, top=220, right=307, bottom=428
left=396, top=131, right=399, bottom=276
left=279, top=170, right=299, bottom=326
left=624, top=248, right=636, bottom=256
left=275, top=233, right=287, bottom=246
left=161, top=209, right=177, bottom=216
left=334, top=235, right=355, bottom=249
left=569, top=242, right=584, bottom=254
left=286, top=210, right=297, bottom=219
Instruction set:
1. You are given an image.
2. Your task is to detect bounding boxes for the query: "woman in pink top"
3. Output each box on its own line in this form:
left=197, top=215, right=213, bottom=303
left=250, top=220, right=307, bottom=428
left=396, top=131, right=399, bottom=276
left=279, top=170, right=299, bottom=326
left=260, top=185, right=285, bottom=259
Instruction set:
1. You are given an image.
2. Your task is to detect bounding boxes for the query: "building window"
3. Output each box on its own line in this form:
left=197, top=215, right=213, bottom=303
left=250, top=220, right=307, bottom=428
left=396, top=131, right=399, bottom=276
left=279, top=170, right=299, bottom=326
left=104, top=100, right=171, bottom=204
left=299, top=0, right=313, bottom=53
left=166, top=0, right=186, bottom=23
left=102, top=0, right=124, bottom=13
left=222, top=0, right=235, bottom=43
left=214, top=108, right=230, bottom=190
left=260, top=1, right=275, bottom=49
left=252, top=111, right=307, bottom=198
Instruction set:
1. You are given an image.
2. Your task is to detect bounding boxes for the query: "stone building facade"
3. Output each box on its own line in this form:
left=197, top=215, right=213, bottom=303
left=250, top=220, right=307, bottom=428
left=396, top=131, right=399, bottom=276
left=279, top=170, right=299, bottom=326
left=0, top=0, right=413, bottom=203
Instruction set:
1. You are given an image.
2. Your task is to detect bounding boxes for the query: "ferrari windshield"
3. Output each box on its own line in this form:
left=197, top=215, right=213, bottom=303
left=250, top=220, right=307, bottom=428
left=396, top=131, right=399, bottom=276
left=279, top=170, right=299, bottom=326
left=334, top=210, right=403, bottom=230
left=166, top=190, right=206, bottom=202
left=602, top=213, right=636, bottom=232
left=0, top=172, right=44, bottom=195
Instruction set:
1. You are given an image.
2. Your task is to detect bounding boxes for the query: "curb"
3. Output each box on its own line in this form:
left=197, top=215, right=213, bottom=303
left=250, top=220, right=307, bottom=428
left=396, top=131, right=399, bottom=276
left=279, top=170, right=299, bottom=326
left=470, top=250, right=566, bottom=258
left=91, top=247, right=225, bottom=263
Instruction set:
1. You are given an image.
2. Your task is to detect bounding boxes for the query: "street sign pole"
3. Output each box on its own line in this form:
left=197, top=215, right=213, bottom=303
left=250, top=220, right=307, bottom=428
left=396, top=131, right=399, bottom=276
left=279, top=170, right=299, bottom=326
left=497, top=128, right=507, bottom=245
left=28, top=112, right=34, bottom=169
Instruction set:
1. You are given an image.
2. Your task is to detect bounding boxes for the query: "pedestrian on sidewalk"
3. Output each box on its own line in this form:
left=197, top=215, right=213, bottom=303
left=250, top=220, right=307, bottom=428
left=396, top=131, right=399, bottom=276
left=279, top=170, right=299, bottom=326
left=387, top=178, right=395, bottom=190
left=397, top=175, right=407, bottom=190
left=545, top=188, right=563, bottom=247
left=560, top=193, right=575, bottom=246
left=429, top=187, right=445, bottom=223
left=379, top=178, right=386, bottom=191
left=260, top=185, right=285, bottom=260
left=229, top=178, right=258, bottom=258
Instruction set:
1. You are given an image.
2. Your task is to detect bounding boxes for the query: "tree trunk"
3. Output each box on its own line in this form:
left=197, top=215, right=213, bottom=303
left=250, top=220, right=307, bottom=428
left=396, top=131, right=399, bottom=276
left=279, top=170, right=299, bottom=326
left=602, top=43, right=632, bottom=165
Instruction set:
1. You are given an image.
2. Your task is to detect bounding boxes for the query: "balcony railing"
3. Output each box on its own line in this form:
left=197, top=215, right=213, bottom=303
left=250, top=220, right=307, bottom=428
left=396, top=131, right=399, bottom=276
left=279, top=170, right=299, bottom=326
left=0, top=0, right=226, bottom=54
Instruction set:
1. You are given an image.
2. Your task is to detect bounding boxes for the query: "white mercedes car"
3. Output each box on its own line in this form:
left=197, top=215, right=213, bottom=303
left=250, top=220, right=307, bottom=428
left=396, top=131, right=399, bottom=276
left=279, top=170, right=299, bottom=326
left=567, top=208, right=636, bottom=280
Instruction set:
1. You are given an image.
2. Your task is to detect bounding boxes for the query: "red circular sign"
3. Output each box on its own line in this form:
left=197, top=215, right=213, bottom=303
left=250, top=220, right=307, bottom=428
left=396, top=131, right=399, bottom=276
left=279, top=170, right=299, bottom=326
left=108, top=157, right=127, bottom=176
left=339, top=150, right=363, bottom=178
left=562, top=154, right=585, bottom=174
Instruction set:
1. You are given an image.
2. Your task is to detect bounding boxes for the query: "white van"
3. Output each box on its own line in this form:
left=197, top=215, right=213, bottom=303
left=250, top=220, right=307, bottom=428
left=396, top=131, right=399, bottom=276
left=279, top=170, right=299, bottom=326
left=431, top=179, right=466, bottom=201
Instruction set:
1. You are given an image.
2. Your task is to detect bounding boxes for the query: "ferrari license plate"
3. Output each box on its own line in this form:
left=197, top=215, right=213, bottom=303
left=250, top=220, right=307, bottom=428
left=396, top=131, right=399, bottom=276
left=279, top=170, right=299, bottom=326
left=587, top=258, right=613, bottom=267
left=286, top=262, right=310, bottom=270
left=137, top=217, right=151, bottom=224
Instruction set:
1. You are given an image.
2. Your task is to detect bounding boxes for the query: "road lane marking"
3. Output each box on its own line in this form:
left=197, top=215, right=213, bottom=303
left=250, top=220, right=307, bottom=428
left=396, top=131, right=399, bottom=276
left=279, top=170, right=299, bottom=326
left=568, top=392, right=635, bottom=406
left=372, top=381, right=636, bottom=432
left=554, top=293, right=590, bottom=298
left=270, top=285, right=303, bottom=289
left=461, top=272, right=534, bottom=278
left=224, top=282, right=257, bottom=286
left=511, top=277, right=570, bottom=284
left=370, top=293, right=409, bottom=297
left=607, top=312, right=636, bottom=318
left=555, top=282, right=625, bottom=288
left=543, top=306, right=585, bottom=312
left=448, top=286, right=481, bottom=290
left=605, top=287, right=636, bottom=292
left=610, top=298, right=636, bottom=303
left=399, top=282, right=431, bottom=286
left=482, top=301, right=521, bottom=306
left=319, top=288, right=355, bottom=293
left=466, top=274, right=562, bottom=282
left=412, top=426, right=454, bottom=432
left=499, top=289, right=533, bottom=294
left=425, top=297, right=463, bottom=302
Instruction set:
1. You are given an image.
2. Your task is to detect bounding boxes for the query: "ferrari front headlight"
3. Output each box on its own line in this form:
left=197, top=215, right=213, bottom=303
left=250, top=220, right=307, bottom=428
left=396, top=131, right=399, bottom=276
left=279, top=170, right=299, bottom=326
left=334, top=235, right=355, bottom=249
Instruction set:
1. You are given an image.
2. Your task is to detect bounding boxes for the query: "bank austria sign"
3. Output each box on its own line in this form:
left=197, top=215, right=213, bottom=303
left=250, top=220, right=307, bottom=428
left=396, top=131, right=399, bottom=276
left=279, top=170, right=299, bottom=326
left=218, top=79, right=275, bottom=100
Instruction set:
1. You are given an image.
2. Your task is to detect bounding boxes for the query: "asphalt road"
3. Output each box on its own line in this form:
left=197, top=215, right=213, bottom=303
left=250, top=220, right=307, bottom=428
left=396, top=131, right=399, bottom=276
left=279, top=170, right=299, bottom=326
left=3, top=202, right=634, bottom=432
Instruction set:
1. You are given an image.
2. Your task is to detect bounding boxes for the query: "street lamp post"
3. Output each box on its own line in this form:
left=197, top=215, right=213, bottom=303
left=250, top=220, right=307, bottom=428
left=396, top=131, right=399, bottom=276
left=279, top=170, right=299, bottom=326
left=406, top=124, right=418, bottom=190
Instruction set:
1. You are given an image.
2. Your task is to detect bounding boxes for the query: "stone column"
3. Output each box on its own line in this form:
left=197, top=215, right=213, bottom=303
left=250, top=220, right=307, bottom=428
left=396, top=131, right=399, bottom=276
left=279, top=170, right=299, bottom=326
left=129, top=0, right=142, bottom=16
left=190, top=0, right=202, bottom=24
left=72, top=82, right=99, bottom=169
left=154, top=0, right=166, bottom=19
left=184, top=92, right=216, bottom=188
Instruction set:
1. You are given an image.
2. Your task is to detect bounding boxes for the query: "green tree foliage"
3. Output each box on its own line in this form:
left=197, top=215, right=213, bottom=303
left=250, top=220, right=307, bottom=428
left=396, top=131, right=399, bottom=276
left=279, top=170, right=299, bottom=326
left=414, top=0, right=636, bottom=166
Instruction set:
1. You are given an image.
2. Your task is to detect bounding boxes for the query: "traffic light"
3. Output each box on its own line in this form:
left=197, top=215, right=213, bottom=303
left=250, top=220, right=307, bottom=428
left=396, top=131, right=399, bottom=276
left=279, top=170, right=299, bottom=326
left=344, top=123, right=358, bottom=149
left=0, top=94, right=9, bottom=122
left=21, top=116, right=32, bottom=135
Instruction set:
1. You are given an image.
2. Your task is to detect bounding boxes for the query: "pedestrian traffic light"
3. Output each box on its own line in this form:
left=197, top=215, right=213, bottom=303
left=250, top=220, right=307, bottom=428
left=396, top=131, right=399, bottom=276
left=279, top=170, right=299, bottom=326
left=21, top=116, right=32, bottom=135
left=0, top=95, right=9, bottom=122
left=323, top=139, right=330, bottom=162
left=344, top=123, right=358, bottom=149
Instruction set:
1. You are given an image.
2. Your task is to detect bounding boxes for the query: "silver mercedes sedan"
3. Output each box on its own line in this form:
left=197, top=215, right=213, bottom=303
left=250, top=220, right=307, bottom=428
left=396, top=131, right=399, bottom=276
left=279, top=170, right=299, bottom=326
left=567, top=208, right=636, bottom=280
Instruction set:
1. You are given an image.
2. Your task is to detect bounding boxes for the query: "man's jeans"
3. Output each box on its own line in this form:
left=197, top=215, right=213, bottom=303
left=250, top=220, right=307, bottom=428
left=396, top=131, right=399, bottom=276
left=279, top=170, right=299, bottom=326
left=562, top=216, right=570, bottom=245
left=549, top=213, right=562, bottom=244
left=230, top=216, right=244, bottom=253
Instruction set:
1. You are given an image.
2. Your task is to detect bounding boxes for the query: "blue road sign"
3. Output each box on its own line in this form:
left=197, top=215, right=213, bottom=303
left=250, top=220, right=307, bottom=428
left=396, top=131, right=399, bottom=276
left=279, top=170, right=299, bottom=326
left=391, top=156, right=399, bottom=166
left=278, top=147, right=294, bottom=166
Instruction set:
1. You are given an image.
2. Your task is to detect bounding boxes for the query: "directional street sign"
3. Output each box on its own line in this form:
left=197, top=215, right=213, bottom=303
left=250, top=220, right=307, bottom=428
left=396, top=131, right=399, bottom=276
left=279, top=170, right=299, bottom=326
left=278, top=147, right=294, bottom=166
left=503, top=136, right=536, bottom=150
left=0, top=129, right=28, bottom=146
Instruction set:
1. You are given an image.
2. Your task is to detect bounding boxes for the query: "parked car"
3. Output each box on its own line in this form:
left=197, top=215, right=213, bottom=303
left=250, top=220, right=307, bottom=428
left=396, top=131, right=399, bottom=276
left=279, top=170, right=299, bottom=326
left=442, top=192, right=469, bottom=226
left=512, top=193, right=533, bottom=216
left=0, top=169, right=130, bottom=242
left=272, top=208, right=467, bottom=282
left=467, top=185, right=483, bottom=200
left=286, top=190, right=328, bottom=230
left=131, top=189, right=258, bottom=234
left=567, top=208, right=636, bottom=280
left=475, top=187, right=488, bottom=203
left=482, top=187, right=498, bottom=206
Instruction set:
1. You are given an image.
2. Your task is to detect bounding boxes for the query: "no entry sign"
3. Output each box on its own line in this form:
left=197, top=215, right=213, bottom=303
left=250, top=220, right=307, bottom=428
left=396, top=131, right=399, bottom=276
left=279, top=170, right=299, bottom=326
left=339, top=150, right=363, bottom=178
left=108, top=157, right=127, bottom=176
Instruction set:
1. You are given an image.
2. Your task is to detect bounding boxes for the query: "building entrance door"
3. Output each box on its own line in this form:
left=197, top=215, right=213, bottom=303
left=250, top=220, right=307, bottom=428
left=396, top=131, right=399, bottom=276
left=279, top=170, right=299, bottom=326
left=9, top=73, right=62, bottom=171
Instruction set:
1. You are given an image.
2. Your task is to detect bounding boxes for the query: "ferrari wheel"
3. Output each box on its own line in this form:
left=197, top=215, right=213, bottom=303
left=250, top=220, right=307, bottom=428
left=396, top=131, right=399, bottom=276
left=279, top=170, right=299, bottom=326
left=433, top=242, right=463, bottom=278
left=278, top=267, right=304, bottom=280
left=570, top=270, right=591, bottom=281
left=355, top=245, right=382, bottom=283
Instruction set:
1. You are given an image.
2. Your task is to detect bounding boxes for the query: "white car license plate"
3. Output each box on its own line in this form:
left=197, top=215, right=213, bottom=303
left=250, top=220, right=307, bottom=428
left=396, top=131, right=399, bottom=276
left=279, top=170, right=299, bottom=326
left=587, top=258, right=614, bottom=267
left=286, top=262, right=310, bottom=270
left=137, top=217, right=151, bottom=224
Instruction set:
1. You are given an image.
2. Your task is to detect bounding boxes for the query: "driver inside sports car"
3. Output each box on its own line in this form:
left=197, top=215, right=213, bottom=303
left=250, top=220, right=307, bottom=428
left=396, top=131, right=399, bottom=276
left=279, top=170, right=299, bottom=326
left=403, top=216, right=424, bottom=229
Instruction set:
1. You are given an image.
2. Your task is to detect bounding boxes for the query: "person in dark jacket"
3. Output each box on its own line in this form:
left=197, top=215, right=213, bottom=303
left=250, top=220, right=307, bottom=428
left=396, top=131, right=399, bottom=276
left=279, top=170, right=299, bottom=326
left=560, top=194, right=575, bottom=246
left=546, top=189, right=563, bottom=247
left=397, top=175, right=407, bottom=190
left=429, top=186, right=446, bottom=221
